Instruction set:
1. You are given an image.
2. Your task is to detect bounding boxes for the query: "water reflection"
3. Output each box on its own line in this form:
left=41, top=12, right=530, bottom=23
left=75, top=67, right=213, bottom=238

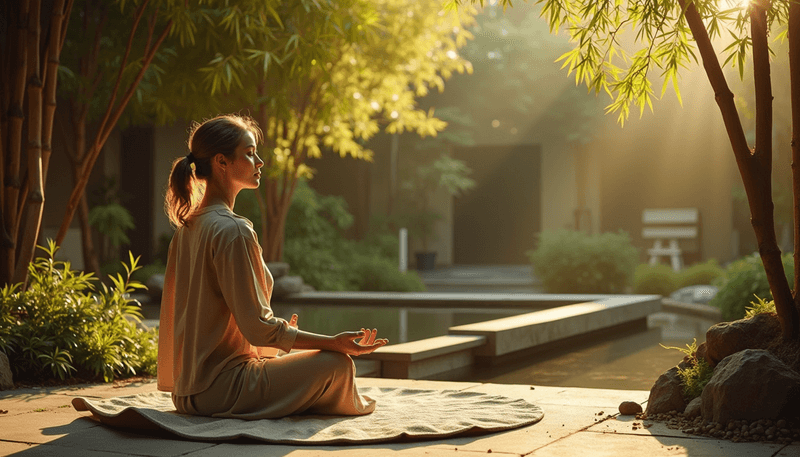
left=462, top=312, right=718, bottom=390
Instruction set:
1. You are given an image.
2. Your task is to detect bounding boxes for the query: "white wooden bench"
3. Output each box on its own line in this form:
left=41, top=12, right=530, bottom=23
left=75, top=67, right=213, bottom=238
left=642, top=208, right=699, bottom=271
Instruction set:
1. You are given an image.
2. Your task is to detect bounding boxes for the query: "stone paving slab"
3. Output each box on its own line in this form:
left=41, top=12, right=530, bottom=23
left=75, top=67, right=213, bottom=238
left=530, top=430, right=786, bottom=456
left=0, top=378, right=791, bottom=457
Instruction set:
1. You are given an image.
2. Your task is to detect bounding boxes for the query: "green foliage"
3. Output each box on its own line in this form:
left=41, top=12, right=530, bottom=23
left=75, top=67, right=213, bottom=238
left=236, top=183, right=425, bottom=292
left=511, top=0, right=777, bottom=125
left=661, top=339, right=714, bottom=400
left=0, top=241, right=158, bottom=384
left=744, top=296, right=777, bottom=319
left=709, top=253, right=794, bottom=321
left=527, top=230, right=639, bottom=294
left=633, top=263, right=679, bottom=296
left=677, top=259, right=724, bottom=288
left=89, top=203, right=135, bottom=248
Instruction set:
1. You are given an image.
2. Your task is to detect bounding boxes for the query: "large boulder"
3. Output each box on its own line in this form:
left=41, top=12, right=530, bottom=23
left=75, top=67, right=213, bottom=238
left=705, top=313, right=781, bottom=366
left=645, top=366, right=687, bottom=415
left=0, top=351, right=14, bottom=390
left=701, top=349, right=800, bottom=423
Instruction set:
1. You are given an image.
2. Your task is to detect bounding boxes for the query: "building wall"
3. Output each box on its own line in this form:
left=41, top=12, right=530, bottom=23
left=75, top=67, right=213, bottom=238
left=592, top=72, right=738, bottom=264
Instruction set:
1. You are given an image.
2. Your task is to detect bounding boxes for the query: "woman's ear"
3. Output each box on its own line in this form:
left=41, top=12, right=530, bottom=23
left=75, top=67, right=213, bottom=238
left=213, top=153, right=227, bottom=171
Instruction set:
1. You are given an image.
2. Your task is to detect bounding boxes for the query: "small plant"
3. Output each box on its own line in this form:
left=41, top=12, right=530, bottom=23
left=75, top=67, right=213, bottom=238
left=661, top=339, right=714, bottom=400
left=527, top=229, right=639, bottom=294
left=744, top=295, right=777, bottom=318
left=633, top=263, right=679, bottom=296
left=0, top=241, right=158, bottom=384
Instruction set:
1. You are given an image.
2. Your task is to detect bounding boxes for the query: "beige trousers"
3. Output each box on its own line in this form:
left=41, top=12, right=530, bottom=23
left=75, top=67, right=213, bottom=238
left=172, top=350, right=375, bottom=419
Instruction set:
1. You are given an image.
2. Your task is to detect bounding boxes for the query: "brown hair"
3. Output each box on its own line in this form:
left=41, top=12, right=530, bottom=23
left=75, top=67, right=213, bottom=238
left=164, top=114, right=263, bottom=227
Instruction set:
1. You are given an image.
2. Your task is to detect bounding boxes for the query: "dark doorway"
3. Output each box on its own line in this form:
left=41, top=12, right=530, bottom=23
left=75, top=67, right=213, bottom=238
left=453, top=144, right=541, bottom=264
left=120, top=126, right=155, bottom=264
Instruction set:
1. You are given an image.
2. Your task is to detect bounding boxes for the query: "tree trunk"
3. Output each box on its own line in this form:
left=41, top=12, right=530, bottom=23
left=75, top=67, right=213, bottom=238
left=54, top=5, right=172, bottom=248
left=789, top=0, right=800, bottom=322
left=681, top=0, right=798, bottom=340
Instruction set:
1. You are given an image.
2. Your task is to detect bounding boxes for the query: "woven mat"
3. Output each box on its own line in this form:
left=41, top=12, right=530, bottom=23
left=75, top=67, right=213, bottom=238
left=72, top=386, right=544, bottom=444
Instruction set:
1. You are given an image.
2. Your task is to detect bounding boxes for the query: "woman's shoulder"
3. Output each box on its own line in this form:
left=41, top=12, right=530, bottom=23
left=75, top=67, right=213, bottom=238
left=196, top=205, right=256, bottom=243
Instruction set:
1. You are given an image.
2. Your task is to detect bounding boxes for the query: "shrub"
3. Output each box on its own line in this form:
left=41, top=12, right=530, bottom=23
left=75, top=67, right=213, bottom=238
left=0, top=241, right=158, bottom=384
left=527, top=229, right=639, bottom=294
left=709, top=253, right=793, bottom=321
left=633, top=263, right=679, bottom=296
left=677, top=259, right=724, bottom=288
left=349, top=252, right=426, bottom=292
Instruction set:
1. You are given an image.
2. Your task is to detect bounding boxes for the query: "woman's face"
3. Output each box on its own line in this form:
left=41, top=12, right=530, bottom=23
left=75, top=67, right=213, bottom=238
left=225, top=131, right=264, bottom=191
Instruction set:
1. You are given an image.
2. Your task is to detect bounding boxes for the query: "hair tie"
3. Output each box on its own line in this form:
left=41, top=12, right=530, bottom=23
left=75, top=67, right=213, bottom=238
left=186, top=152, right=195, bottom=164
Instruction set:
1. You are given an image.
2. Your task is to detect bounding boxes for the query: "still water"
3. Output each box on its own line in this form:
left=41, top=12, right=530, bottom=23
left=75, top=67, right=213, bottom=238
left=271, top=304, right=718, bottom=391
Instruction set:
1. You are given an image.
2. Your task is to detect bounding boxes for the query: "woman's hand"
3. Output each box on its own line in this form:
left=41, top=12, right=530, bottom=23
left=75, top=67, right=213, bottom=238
left=331, top=328, right=388, bottom=356
left=289, top=314, right=299, bottom=328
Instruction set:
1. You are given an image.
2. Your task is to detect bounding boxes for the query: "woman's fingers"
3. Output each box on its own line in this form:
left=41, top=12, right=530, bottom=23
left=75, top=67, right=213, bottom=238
left=366, top=328, right=377, bottom=346
left=289, top=314, right=299, bottom=328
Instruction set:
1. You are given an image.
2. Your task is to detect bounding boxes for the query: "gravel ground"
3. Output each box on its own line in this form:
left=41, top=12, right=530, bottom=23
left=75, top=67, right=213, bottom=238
left=643, top=411, right=800, bottom=444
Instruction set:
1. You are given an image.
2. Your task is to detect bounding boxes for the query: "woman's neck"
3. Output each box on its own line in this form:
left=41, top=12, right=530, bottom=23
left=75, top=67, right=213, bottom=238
left=200, top=179, right=236, bottom=210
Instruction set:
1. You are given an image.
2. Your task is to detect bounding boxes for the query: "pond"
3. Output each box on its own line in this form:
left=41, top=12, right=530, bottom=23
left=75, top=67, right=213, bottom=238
left=272, top=304, right=718, bottom=391
left=458, top=312, right=717, bottom=391
left=271, top=303, right=528, bottom=343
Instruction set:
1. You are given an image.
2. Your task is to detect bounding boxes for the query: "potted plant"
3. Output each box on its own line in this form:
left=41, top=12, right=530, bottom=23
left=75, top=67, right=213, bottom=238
left=399, top=153, right=476, bottom=270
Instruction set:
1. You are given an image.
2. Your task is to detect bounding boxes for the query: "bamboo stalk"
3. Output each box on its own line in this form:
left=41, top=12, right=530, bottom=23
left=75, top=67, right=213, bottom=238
left=5, top=0, right=29, bottom=245
left=13, top=0, right=43, bottom=285
left=41, top=0, right=68, bottom=182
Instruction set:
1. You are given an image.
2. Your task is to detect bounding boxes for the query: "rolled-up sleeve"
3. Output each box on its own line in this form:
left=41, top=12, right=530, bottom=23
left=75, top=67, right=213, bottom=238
left=214, top=234, right=298, bottom=353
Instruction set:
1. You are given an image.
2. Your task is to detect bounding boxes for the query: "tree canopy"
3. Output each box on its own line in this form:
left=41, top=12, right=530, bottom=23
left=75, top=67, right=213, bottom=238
left=149, top=0, right=478, bottom=261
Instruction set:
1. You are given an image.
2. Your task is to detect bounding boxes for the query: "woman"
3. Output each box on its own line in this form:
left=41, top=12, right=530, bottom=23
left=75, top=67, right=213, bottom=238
left=158, top=114, right=387, bottom=419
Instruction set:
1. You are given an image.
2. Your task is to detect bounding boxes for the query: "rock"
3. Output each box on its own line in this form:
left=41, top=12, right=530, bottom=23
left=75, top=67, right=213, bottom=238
left=705, top=313, right=781, bottom=366
left=684, top=396, right=702, bottom=418
left=300, top=283, right=316, bottom=293
left=701, top=349, right=800, bottom=423
left=0, top=351, right=13, bottom=390
left=272, top=275, right=304, bottom=298
left=619, top=401, right=642, bottom=415
left=695, top=342, right=709, bottom=365
left=669, top=285, right=719, bottom=304
left=267, top=262, right=290, bottom=279
left=645, top=366, right=688, bottom=415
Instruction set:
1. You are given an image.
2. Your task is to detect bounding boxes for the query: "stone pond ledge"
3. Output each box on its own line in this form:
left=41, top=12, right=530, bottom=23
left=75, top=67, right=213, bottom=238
left=345, top=294, right=662, bottom=379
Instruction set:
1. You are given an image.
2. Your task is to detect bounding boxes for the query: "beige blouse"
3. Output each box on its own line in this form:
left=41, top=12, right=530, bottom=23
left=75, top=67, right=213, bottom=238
left=157, top=204, right=298, bottom=396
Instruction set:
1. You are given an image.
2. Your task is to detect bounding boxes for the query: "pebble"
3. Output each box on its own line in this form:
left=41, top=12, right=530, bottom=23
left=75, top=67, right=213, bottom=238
left=641, top=411, right=800, bottom=444
left=619, top=401, right=643, bottom=415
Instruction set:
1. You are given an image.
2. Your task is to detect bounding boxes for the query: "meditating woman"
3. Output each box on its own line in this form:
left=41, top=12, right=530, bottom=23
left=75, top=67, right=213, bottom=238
left=157, top=114, right=387, bottom=419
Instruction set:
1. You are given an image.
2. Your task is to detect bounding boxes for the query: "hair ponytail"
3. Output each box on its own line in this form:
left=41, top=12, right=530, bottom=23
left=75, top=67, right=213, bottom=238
left=163, top=114, right=263, bottom=228
left=165, top=155, right=202, bottom=227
